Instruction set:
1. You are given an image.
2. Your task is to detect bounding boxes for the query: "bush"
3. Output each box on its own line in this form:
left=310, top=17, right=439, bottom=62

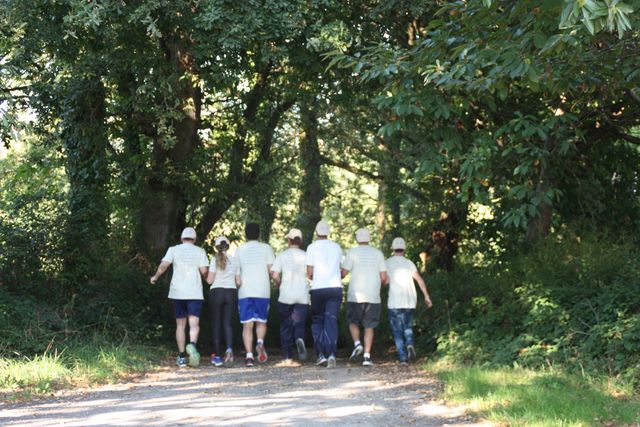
left=422, top=231, right=640, bottom=384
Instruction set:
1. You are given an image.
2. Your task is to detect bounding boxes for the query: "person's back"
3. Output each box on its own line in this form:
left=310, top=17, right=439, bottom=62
left=344, top=245, right=386, bottom=304
left=166, top=242, right=209, bottom=300
left=306, top=239, right=342, bottom=289
left=386, top=255, right=418, bottom=309
left=276, top=247, right=309, bottom=304
left=235, top=240, right=274, bottom=299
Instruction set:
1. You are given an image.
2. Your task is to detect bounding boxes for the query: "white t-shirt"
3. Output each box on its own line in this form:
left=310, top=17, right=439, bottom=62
left=342, top=245, right=387, bottom=303
left=161, top=243, right=209, bottom=300
left=305, top=239, right=343, bottom=289
left=208, top=254, right=236, bottom=290
left=272, top=247, right=309, bottom=305
left=234, top=240, right=275, bottom=299
left=386, top=255, right=419, bottom=309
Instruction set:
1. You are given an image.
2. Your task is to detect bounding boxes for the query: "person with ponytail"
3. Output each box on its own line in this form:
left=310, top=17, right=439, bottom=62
left=207, top=236, right=238, bottom=367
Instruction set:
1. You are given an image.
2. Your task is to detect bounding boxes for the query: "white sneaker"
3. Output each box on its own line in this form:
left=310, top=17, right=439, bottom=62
left=362, top=356, right=373, bottom=367
left=327, top=356, right=336, bottom=369
left=407, top=345, right=416, bottom=361
left=296, top=338, right=308, bottom=361
left=315, top=354, right=328, bottom=366
left=349, top=344, right=364, bottom=361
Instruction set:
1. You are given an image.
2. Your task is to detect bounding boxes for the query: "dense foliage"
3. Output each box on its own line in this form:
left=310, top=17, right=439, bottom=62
left=1, top=0, right=639, bottom=388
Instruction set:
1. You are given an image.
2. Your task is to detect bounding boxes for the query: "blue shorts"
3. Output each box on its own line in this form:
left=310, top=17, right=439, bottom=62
left=238, top=297, right=270, bottom=323
left=171, top=299, right=203, bottom=319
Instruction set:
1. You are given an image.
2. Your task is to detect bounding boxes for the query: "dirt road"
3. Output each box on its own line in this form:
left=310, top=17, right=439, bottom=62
left=1, top=357, right=490, bottom=426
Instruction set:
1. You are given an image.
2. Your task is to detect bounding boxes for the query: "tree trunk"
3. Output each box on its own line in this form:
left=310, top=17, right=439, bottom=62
left=296, top=100, right=324, bottom=249
left=425, top=208, right=466, bottom=271
left=62, top=75, right=109, bottom=284
left=138, top=37, right=200, bottom=259
left=526, top=138, right=554, bottom=242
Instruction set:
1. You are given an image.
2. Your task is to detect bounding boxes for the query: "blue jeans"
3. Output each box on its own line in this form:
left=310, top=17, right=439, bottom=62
left=388, top=308, right=415, bottom=362
left=310, top=287, right=342, bottom=358
left=278, top=302, right=308, bottom=359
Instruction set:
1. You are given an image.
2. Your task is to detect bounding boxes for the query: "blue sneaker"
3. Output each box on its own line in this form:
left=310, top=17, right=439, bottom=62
left=176, top=355, right=188, bottom=368
left=211, top=355, right=223, bottom=367
left=186, top=343, right=200, bottom=367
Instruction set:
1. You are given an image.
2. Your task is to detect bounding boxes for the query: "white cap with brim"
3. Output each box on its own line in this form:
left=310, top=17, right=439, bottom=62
left=287, top=228, right=302, bottom=240
left=215, top=235, right=230, bottom=246
left=181, top=227, right=197, bottom=240
left=315, top=220, right=330, bottom=236
left=391, top=237, right=406, bottom=250
left=355, top=228, right=370, bottom=243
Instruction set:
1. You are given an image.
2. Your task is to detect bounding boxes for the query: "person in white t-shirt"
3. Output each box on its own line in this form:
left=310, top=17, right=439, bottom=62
left=386, top=237, right=432, bottom=364
left=306, top=220, right=343, bottom=368
left=150, top=227, right=209, bottom=368
left=234, top=222, right=275, bottom=367
left=206, top=235, right=237, bottom=367
left=271, top=228, right=309, bottom=363
left=341, top=228, right=388, bottom=367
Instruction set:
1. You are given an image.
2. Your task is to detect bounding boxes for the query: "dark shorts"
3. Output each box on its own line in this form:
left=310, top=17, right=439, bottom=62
left=346, top=302, right=381, bottom=328
left=238, top=297, right=270, bottom=323
left=171, top=299, right=203, bottom=319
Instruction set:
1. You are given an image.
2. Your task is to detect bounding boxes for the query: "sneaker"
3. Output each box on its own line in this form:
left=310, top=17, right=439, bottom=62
left=245, top=357, right=254, bottom=367
left=327, top=355, right=336, bottom=369
left=211, top=354, right=223, bottom=367
left=362, top=356, right=373, bottom=366
left=407, top=344, right=416, bottom=361
left=296, top=338, right=308, bottom=361
left=176, top=355, right=188, bottom=368
left=224, top=349, right=234, bottom=367
left=186, top=343, right=200, bottom=367
left=315, top=354, right=328, bottom=366
left=399, top=360, right=409, bottom=366
left=349, top=344, right=364, bottom=361
left=256, top=343, right=268, bottom=363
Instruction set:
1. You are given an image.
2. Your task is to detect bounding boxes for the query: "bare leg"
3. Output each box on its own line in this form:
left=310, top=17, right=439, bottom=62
left=256, top=322, right=267, bottom=342
left=175, top=318, right=187, bottom=352
left=242, top=321, right=254, bottom=354
left=349, top=323, right=361, bottom=344
left=363, top=328, right=375, bottom=354
left=188, top=315, right=200, bottom=344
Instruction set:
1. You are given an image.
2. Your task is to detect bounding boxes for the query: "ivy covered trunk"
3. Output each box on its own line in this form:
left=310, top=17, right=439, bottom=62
left=296, top=100, right=324, bottom=249
left=62, top=75, right=109, bottom=287
left=138, top=35, right=200, bottom=259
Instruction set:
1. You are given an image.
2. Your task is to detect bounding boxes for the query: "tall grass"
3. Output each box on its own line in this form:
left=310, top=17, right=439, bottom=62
left=0, top=342, right=166, bottom=400
left=430, top=361, right=640, bottom=426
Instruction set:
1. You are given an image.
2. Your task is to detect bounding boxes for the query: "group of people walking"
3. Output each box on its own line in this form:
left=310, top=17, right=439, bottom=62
left=150, top=220, right=432, bottom=369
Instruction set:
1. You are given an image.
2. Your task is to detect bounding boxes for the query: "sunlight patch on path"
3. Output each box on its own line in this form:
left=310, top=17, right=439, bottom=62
left=0, top=362, right=490, bottom=426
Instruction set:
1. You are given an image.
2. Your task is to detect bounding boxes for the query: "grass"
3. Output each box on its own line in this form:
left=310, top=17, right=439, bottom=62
left=430, top=361, right=640, bottom=426
left=0, top=341, right=167, bottom=401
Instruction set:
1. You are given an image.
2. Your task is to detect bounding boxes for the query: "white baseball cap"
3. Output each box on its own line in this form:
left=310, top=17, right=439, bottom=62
left=315, top=220, right=330, bottom=236
left=287, top=228, right=302, bottom=240
left=215, top=235, right=230, bottom=246
left=391, top=237, right=406, bottom=250
left=355, top=228, right=370, bottom=243
left=181, top=227, right=197, bottom=240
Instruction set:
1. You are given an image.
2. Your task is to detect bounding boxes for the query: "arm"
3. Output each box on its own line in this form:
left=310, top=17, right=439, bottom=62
left=199, top=266, right=209, bottom=279
left=206, top=271, right=216, bottom=285
left=341, top=268, right=349, bottom=279
left=412, top=271, right=432, bottom=308
left=235, top=274, right=242, bottom=288
left=150, top=261, right=171, bottom=284
left=380, top=271, right=388, bottom=286
left=306, top=265, right=313, bottom=281
left=272, top=271, right=281, bottom=286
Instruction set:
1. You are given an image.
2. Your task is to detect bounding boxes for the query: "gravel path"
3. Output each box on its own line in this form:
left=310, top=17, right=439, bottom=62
left=1, top=357, right=491, bottom=426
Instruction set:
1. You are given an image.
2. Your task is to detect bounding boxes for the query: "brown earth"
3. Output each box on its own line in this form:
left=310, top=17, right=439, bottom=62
left=0, top=356, right=493, bottom=426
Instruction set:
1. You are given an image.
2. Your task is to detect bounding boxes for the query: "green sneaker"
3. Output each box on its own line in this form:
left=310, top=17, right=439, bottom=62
left=186, top=343, right=200, bottom=367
